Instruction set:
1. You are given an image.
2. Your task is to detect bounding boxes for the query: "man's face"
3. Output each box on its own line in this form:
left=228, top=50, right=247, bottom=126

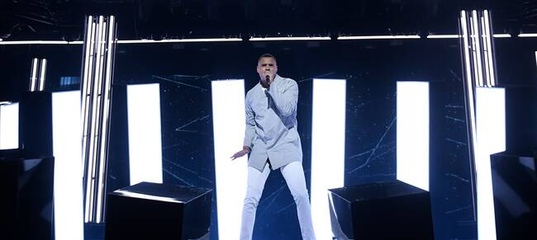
left=257, top=57, right=278, bottom=82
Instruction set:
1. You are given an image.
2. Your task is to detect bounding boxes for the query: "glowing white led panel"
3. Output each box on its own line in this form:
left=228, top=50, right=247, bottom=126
left=0, top=102, right=19, bottom=150
left=52, top=90, right=84, bottom=240
left=127, top=83, right=163, bottom=185
left=310, top=79, right=346, bottom=239
left=396, top=81, right=429, bottom=191
left=475, top=87, right=505, bottom=240
left=211, top=79, right=248, bottom=240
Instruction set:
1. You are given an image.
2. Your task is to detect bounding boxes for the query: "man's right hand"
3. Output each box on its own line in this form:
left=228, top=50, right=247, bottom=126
left=259, top=79, right=270, bottom=89
left=230, top=146, right=251, bottom=160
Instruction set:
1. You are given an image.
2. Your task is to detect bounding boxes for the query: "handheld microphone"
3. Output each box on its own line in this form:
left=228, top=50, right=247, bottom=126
left=261, top=73, right=270, bottom=88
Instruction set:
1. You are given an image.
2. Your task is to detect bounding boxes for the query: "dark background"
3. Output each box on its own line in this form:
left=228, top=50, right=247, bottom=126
left=1, top=1, right=536, bottom=240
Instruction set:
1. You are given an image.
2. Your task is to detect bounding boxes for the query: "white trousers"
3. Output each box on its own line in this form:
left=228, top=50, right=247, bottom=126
left=240, top=161, right=316, bottom=240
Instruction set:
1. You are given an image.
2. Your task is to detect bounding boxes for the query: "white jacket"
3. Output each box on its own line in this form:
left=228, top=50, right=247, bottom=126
left=243, top=75, right=303, bottom=171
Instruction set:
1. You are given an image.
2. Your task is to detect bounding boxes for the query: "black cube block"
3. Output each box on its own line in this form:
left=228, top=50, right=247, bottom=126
left=0, top=149, right=54, bottom=240
left=490, top=151, right=537, bottom=240
left=329, top=180, right=434, bottom=240
left=104, top=181, right=212, bottom=240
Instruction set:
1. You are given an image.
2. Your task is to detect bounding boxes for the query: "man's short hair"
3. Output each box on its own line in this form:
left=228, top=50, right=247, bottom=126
left=258, top=53, right=277, bottom=63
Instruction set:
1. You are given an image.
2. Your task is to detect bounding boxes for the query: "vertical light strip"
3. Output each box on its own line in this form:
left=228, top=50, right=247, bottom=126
left=52, top=90, right=84, bottom=240
left=482, top=10, right=496, bottom=87
left=460, top=10, right=479, bottom=167
left=81, top=16, right=95, bottom=179
left=460, top=11, right=475, bottom=90
left=471, top=10, right=485, bottom=87
left=81, top=15, right=117, bottom=223
left=84, top=16, right=106, bottom=222
left=211, top=79, right=247, bottom=240
left=396, top=81, right=429, bottom=191
left=461, top=10, right=504, bottom=239
left=475, top=87, right=505, bottom=240
left=38, top=59, right=47, bottom=91
left=480, top=16, right=491, bottom=87
left=30, top=58, right=39, bottom=91
left=127, top=83, right=163, bottom=185
left=81, top=17, right=95, bottom=164
left=0, top=102, right=19, bottom=150
left=80, top=16, right=95, bottom=222
left=95, top=15, right=116, bottom=223
left=82, top=20, right=98, bottom=222
left=310, top=79, right=346, bottom=239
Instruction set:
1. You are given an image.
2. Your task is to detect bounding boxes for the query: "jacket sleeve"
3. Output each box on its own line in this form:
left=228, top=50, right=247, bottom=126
left=243, top=91, right=256, bottom=148
left=266, top=78, right=298, bottom=117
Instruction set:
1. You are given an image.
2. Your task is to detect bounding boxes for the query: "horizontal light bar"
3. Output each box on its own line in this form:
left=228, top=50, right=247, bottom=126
left=0, top=40, right=84, bottom=45
left=0, top=34, right=516, bottom=46
left=117, top=38, right=242, bottom=44
left=426, top=34, right=511, bottom=39
left=426, top=34, right=459, bottom=39
left=338, top=35, right=421, bottom=40
left=518, top=33, right=537, bottom=38
left=0, top=38, right=241, bottom=45
left=249, top=36, right=331, bottom=41
left=493, top=34, right=511, bottom=38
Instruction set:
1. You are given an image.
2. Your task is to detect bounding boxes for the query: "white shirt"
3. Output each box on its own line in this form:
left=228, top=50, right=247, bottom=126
left=243, top=75, right=303, bottom=171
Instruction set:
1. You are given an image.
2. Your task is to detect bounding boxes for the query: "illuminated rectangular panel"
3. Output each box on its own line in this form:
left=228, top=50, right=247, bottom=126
left=52, top=90, right=84, bottom=240
left=127, top=83, right=163, bottom=185
left=0, top=102, right=19, bottom=150
left=475, top=87, right=505, bottom=240
left=396, top=81, right=429, bottom=191
left=310, top=78, right=346, bottom=239
left=211, top=79, right=248, bottom=240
